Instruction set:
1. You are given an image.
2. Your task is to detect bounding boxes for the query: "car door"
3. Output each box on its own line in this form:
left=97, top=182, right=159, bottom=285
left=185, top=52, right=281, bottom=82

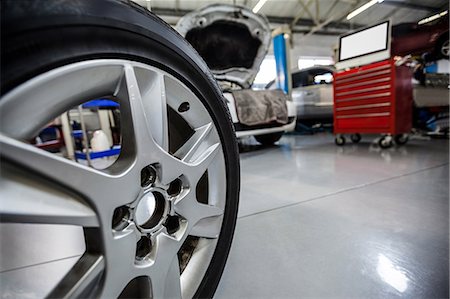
left=292, top=68, right=334, bottom=120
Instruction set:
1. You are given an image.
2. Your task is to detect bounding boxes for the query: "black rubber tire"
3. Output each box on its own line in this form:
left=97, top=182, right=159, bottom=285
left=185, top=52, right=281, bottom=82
left=350, top=133, right=361, bottom=144
left=254, top=132, right=283, bottom=145
left=335, top=135, right=346, bottom=146
left=1, top=1, right=240, bottom=298
left=394, top=134, right=409, bottom=145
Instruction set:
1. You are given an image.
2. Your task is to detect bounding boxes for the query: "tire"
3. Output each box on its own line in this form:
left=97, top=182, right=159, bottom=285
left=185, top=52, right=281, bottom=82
left=350, top=133, right=361, bottom=144
left=335, top=135, right=346, bottom=146
left=0, top=1, right=240, bottom=298
left=254, top=132, right=283, bottom=145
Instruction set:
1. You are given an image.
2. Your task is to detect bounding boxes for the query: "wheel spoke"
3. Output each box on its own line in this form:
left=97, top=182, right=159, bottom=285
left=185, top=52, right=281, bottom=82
left=189, top=216, right=223, bottom=239
left=87, top=225, right=144, bottom=298
left=0, top=62, right=124, bottom=140
left=174, top=123, right=213, bottom=162
left=174, top=191, right=223, bottom=235
left=98, top=230, right=140, bottom=299
left=134, top=67, right=169, bottom=151
left=116, top=64, right=160, bottom=158
left=47, top=254, right=105, bottom=299
left=172, top=122, right=223, bottom=238
left=152, top=140, right=219, bottom=185
left=164, top=75, right=211, bottom=129
left=116, top=64, right=186, bottom=186
left=185, top=143, right=221, bottom=185
left=148, top=259, right=182, bottom=299
left=117, top=64, right=170, bottom=160
left=0, top=134, right=138, bottom=210
left=0, top=165, right=98, bottom=226
left=162, top=256, right=182, bottom=299
left=148, top=234, right=183, bottom=299
left=107, top=229, right=140, bottom=272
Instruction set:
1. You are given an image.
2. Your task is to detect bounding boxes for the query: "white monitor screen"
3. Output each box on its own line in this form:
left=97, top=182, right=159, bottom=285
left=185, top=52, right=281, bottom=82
left=339, top=21, right=389, bottom=61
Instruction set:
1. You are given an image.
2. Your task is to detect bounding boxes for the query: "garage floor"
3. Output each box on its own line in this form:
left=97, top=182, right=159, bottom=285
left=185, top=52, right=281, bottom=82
left=1, top=133, right=448, bottom=298
left=215, top=133, right=449, bottom=299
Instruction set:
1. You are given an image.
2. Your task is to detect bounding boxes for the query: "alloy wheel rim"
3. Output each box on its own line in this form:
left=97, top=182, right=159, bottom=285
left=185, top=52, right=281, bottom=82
left=0, top=59, right=227, bottom=298
left=441, top=40, right=449, bottom=56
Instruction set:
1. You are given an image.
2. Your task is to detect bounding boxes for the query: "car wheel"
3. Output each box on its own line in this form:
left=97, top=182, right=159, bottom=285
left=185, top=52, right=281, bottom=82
left=440, top=39, right=450, bottom=58
left=254, top=132, right=284, bottom=145
left=436, top=37, right=449, bottom=59
left=0, top=1, right=240, bottom=298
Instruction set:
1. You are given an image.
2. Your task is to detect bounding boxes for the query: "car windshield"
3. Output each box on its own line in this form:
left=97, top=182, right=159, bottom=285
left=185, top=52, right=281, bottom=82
left=293, top=68, right=334, bottom=87
left=314, top=73, right=333, bottom=84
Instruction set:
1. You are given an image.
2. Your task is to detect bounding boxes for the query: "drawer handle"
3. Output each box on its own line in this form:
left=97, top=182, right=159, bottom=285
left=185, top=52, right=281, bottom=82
left=336, top=102, right=391, bottom=111
left=336, top=112, right=390, bottom=119
left=336, top=84, right=391, bottom=96
left=336, top=92, right=391, bottom=102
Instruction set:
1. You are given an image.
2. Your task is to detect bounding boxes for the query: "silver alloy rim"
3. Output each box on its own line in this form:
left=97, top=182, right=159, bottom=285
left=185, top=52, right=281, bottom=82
left=441, top=40, right=449, bottom=56
left=0, top=59, right=227, bottom=298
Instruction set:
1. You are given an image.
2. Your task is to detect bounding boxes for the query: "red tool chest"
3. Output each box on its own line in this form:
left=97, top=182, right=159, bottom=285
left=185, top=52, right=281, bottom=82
left=333, top=59, right=413, bottom=147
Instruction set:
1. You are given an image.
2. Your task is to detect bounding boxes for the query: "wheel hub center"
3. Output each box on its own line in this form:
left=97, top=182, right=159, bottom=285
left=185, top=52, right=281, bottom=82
left=135, top=193, right=157, bottom=226
left=135, top=191, right=167, bottom=229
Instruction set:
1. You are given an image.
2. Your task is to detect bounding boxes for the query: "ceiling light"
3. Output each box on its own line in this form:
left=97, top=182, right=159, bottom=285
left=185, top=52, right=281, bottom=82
left=418, top=10, right=448, bottom=25
left=252, top=0, right=269, bottom=13
left=347, top=0, right=384, bottom=20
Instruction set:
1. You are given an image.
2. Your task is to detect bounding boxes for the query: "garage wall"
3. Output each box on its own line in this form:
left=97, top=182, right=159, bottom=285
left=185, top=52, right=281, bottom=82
left=267, top=33, right=338, bottom=69
left=290, top=34, right=338, bottom=68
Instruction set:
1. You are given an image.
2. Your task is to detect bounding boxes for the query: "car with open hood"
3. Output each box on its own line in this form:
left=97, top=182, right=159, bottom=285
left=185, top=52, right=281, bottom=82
left=177, top=4, right=296, bottom=145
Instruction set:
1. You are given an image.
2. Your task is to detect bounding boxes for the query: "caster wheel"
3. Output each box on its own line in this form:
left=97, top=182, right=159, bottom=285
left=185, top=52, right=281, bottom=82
left=350, top=133, right=361, bottom=143
left=394, top=134, right=408, bottom=145
left=335, top=135, right=346, bottom=146
left=378, top=136, right=393, bottom=149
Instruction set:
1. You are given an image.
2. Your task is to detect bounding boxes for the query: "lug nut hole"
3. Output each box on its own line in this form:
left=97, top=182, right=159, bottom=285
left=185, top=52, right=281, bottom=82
left=167, top=178, right=183, bottom=196
left=112, top=206, right=130, bottom=231
left=136, top=236, right=152, bottom=259
left=141, top=165, right=157, bottom=188
left=164, top=215, right=180, bottom=235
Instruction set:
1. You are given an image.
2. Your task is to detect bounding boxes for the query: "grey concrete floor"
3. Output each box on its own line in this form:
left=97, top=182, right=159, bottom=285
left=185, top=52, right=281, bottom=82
left=1, top=133, right=448, bottom=298
left=214, top=133, right=449, bottom=299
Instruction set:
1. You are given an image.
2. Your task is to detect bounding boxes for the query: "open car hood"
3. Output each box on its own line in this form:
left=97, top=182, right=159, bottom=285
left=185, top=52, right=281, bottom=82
left=176, top=4, right=271, bottom=89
